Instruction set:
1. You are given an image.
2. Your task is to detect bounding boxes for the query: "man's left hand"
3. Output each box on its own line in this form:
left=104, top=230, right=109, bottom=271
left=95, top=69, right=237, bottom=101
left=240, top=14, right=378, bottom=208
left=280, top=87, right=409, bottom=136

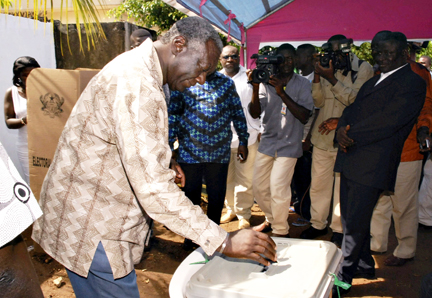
left=170, top=158, right=185, bottom=187
left=417, top=128, right=432, bottom=152
left=237, top=145, right=249, bottom=162
left=268, top=75, right=286, bottom=95
left=336, top=125, right=354, bottom=152
left=318, top=117, right=339, bottom=135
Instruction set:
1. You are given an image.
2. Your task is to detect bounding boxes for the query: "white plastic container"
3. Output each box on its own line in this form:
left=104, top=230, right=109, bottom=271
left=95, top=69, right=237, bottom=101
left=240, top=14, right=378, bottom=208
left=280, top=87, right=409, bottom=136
left=184, top=238, right=343, bottom=298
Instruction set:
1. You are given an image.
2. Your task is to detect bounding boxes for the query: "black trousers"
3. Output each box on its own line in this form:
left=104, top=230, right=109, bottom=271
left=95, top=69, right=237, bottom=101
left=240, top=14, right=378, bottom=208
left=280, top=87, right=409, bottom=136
left=291, top=150, right=312, bottom=220
left=421, top=272, right=432, bottom=298
left=179, top=162, right=229, bottom=225
left=338, top=173, right=383, bottom=284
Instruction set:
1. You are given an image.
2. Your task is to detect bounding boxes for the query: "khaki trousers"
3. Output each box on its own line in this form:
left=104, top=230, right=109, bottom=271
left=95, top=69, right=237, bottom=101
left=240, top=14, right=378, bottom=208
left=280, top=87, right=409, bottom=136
left=419, top=158, right=432, bottom=226
left=370, top=160, right=422, bottom=258
left=253, top=151, right=297, bottom=235
left=309, top=147, right=342, bottom=233
left=224, top=141, right=258, bottom=220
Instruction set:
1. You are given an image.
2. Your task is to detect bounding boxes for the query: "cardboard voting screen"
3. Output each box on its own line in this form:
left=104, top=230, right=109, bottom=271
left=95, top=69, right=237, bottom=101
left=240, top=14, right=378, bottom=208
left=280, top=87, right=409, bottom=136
left=26, top=68, right=99, bottom=200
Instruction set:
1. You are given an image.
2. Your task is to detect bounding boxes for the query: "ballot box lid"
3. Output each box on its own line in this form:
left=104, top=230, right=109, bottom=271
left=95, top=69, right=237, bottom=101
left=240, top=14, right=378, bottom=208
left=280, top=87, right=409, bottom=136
left=185, top=238, right=343, bottom=298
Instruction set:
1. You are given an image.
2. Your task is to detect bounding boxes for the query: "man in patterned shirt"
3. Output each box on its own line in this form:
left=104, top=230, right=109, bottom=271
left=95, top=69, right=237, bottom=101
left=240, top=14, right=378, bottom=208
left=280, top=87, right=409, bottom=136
left=32, top=17, right=276, bottom=297
left=169, top=71, right=248, bottom=248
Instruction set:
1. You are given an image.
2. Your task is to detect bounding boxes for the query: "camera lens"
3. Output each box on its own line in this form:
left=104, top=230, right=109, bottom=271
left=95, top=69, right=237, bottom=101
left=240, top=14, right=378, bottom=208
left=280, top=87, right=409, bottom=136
left=257, top=70, right=267, bottom=80
left=320, top=55, right=330, bottom=68
left=252, top=69, right=269, bottom=83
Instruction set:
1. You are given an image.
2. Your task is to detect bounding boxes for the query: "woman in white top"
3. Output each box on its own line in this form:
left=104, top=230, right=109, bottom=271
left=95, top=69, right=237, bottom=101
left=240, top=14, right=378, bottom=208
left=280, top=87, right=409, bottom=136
left=4, top=56, right=40, bottom=184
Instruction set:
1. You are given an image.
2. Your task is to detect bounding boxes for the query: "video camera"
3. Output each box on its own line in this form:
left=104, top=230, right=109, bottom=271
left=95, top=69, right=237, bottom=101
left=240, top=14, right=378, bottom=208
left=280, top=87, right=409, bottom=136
left=250, top=51, right=284, bottom=84
left=319, top=38, right=353, bottom=70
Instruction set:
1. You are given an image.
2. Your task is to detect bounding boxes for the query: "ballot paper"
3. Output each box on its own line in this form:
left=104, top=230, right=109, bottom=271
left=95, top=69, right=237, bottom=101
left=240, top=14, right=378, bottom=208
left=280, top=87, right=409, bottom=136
left=0, top=142, right=42, bottom=247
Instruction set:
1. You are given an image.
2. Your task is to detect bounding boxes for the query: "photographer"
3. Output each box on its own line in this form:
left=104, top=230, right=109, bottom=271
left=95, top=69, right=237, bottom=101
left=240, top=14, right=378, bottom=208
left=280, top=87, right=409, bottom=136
left=249, top=43, right=313, bottom=237
left=300, top=35, right=373, bottom=245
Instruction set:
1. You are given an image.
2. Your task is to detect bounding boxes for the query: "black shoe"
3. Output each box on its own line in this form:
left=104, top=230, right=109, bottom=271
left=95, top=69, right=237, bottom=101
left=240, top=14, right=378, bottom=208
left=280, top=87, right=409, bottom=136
left=354, top=269, right=376, bottom=280
left=300, top=226, right=328, bottom=239
left=371, top=250, right=386, bottom=255
left=183, top=239, right=199, bottom=251
left=332, top=285, right=351, bottom=298
left=271, top=233, right=290, bottom=238
left=330, top=232, right=343, bottom=247
left=419, top=223, right=432, bottom=230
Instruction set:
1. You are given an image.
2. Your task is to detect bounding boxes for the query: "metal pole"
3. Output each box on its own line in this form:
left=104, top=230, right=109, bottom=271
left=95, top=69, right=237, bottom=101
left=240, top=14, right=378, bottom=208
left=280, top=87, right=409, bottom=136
left=243, top=29, right=248, bottom=68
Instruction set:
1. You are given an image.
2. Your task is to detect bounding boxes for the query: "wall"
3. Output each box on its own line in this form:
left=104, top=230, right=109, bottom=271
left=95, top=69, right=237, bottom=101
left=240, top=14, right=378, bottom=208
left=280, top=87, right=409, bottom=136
left=53, top=21, right=156, bottom=69
left=0, top=14, right=56, bottom=179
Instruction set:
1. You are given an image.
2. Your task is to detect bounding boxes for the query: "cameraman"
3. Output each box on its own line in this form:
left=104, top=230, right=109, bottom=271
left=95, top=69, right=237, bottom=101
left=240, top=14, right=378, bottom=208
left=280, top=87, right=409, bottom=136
left=300, top=35, right=373, bottom=245
left=249, top=43, right=313, bottom=237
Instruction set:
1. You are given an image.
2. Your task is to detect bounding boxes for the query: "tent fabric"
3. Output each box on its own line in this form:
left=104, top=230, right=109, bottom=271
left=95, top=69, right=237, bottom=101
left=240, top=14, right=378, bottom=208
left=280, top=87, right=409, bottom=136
left=162, top=0, right=294, bottom=42
left=162, top=0, right=432, bottom=67
left=246, top=0, right=432, bottom=67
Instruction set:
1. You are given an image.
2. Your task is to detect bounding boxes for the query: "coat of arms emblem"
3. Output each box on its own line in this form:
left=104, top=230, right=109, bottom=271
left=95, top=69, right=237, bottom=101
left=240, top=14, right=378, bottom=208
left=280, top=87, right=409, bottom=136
left=40, top=93, right=65, bottom=118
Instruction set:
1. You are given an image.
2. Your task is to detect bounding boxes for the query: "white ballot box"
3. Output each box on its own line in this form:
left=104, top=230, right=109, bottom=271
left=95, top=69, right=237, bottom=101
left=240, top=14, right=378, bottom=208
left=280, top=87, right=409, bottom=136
left=170, top=237, right=343, bottom=298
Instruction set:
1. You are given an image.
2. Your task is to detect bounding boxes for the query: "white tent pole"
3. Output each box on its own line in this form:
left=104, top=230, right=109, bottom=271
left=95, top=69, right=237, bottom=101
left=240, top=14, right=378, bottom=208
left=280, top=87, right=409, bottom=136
left=245, top=0, right=294, bottom=30
left=243, top=29, right=247, bottom=68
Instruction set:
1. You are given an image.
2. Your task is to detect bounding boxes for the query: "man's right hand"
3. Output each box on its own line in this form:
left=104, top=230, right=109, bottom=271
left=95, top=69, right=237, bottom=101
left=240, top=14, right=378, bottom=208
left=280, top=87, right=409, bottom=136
left=221, top=229, right=277, bottom=266
left=246, top=69, right=260, bottom=88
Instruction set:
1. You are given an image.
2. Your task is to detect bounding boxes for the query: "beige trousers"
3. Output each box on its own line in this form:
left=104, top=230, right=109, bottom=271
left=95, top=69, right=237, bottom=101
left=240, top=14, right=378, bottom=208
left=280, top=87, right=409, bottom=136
left=224, top=141, right=258, bottom=220
left=370, top=160, right=422, bottom=258
left=253, top=151, right=297, bottom=235
left=309, top=147, right=342, bottom=233
left=419, top=158, right=432, bottom=226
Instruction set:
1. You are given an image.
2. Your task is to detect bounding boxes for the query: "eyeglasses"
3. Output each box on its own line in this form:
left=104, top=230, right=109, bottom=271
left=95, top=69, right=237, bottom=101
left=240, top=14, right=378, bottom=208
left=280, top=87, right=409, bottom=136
left=221, top=54, right=239, bottom=60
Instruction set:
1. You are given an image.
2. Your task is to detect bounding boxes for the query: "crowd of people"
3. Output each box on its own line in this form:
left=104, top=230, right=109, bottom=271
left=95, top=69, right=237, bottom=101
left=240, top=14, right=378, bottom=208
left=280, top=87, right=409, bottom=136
left=168, top=29, right=431, bottom=297
left=3, top=16, right=432, bottom=298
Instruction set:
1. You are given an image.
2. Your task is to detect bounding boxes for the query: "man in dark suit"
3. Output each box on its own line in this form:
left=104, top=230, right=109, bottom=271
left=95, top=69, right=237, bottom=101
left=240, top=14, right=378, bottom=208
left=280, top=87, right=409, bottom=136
left=332, top=31, right=427, bottom=296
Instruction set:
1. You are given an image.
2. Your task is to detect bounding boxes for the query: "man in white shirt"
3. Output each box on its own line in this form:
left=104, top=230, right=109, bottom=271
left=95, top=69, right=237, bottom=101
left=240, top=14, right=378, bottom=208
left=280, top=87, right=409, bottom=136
left=219, top=45, right=261, bottom=229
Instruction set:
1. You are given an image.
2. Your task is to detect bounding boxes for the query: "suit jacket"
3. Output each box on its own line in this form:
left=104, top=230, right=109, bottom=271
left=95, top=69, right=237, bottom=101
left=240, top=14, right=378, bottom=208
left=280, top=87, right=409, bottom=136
left=334, top=64, right=426, bottom=192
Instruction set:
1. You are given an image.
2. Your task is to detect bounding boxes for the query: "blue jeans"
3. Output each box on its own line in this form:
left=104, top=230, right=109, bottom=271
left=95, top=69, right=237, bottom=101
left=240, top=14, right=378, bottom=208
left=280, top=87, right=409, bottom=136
left=66, top=242, right=140, bottom=298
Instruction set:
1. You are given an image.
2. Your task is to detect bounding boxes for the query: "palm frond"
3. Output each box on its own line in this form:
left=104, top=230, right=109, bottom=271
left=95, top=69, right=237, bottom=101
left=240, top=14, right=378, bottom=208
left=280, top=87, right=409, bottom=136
left=2, top=0, right=106, bottom=53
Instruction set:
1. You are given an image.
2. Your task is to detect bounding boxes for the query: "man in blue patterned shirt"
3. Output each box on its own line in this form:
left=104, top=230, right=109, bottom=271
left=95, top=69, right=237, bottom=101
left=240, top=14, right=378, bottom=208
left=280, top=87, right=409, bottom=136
left=169, top=71, right=249, bottom=248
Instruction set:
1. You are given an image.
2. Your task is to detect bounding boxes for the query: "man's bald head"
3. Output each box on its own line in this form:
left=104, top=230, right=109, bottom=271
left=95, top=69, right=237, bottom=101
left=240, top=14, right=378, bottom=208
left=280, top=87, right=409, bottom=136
left=220, top=45, right=240, bottom=77
left=419, top=55, right=432, bottom=71
left=160, top=16, right=223, bottom=53
left=130, top=29, right=152, bottom=49
left=222, top=45, right=238, bottom=54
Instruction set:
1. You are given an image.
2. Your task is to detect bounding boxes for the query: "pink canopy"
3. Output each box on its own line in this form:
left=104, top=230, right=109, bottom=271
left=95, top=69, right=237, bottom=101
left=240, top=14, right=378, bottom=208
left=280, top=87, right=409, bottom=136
left=245, top=0, right=432, bottom=67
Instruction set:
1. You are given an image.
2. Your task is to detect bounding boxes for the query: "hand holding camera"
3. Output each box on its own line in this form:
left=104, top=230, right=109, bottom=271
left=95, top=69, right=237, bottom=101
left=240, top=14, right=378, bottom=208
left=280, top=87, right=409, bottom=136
left=315, top=59, right=337, bottom=85
left=268, top=75, right=287, bottom=95
left=250, top=52, right=284, bottom=84
left=315, top=38, right=353, bottom=85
